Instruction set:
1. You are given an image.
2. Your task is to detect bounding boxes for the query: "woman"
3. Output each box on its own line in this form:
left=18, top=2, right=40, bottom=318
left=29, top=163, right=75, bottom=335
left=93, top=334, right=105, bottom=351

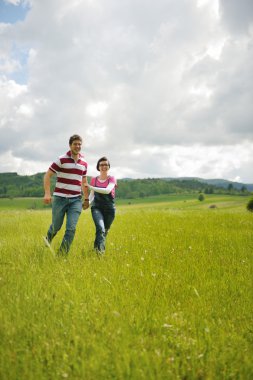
left=88, top=157, right=117, bottom=254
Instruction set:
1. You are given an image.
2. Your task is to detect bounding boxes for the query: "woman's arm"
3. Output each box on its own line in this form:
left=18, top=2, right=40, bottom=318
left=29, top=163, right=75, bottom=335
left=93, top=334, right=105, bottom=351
left=89, top=189, right=95, bottom=203
left=88, top=182, right=115, bottom=195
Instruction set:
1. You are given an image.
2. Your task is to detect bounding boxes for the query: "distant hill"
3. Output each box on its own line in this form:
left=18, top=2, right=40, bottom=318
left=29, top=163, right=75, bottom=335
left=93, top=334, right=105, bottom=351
left=163, top=177, right=253, bottom=192
left=0, top=172, right=252, bottom=199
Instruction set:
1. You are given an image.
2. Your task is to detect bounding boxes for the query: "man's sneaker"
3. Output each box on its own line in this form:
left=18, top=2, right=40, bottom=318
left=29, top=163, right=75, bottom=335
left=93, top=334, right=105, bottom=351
left=42, top=236, right=55, bottom=256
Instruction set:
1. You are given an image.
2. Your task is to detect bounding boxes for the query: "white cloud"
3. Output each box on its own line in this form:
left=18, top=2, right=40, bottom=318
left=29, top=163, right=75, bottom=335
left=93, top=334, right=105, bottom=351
left=104, top=142, right=253, bottom=181
left=0, top=150, right=49, bottom=174
left=4, top=0, right=22, bottom=5
left=0, top=77, right=27, bottom=98
left=86, top=101, right=108, bottom=117
left=16, top=103, right=34, bottom=117
left=0, top=0, right=253, bottom=183
left=0, top=57, right=21, bottom=74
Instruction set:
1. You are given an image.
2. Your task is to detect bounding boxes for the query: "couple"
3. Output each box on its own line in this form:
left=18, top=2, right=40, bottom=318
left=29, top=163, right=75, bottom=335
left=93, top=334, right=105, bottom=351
left=43, top=134, right=116, bottom=256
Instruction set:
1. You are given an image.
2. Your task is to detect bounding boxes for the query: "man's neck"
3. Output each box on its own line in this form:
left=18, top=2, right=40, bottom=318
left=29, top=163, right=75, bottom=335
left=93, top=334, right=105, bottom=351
left=71, top=153, right=79, bottom=162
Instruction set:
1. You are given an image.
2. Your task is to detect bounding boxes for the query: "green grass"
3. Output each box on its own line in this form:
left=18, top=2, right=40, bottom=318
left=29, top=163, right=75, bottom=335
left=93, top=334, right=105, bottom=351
left=0, top=193, right=249, bottom=209
left=0, top=195, right=252, bottom=379
left=0, top=197, right=50, bottom=210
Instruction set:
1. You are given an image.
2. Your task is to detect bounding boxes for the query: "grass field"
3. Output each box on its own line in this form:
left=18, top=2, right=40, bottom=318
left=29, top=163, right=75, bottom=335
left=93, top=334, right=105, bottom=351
left=0, top=197, right=50, bottom=210
left=0, top=195, right=252, bottom=379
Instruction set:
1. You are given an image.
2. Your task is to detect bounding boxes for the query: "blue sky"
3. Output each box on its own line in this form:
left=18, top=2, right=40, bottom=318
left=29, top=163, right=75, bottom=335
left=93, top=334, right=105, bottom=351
left=0, top=1, right=30, bottom=83
left=0, top=1, right=30, bottom=24
left=0, top=0, right=253, bottom=182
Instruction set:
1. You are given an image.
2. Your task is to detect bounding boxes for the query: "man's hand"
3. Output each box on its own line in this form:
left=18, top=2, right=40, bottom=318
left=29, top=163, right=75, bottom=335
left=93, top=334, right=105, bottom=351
left=44, top=194, right=52, bottom=204
left=82, top=200, right=89, bottom=210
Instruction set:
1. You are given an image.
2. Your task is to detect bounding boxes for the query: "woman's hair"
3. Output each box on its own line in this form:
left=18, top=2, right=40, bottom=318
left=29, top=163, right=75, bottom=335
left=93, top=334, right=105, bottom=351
left=96, top=156, right=110, bottom=171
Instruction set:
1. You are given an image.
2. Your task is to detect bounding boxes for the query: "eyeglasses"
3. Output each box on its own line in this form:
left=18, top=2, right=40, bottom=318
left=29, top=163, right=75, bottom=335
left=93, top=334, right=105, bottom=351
left=99, top=164, right=109, bottom=167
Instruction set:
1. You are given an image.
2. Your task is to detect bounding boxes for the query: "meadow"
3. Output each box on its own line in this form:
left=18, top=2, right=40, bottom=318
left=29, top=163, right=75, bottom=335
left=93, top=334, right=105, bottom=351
left=0, top=194, right=252, bottom=379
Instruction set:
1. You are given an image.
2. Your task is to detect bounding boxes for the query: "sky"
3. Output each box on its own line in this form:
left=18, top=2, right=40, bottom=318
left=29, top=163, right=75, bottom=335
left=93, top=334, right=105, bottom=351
left=0, top=0, right=253, bottom=182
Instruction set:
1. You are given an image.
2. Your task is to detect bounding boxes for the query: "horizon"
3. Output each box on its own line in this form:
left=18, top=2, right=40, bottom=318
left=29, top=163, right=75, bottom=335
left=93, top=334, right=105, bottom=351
left=1, top=170, right=253, bottom=185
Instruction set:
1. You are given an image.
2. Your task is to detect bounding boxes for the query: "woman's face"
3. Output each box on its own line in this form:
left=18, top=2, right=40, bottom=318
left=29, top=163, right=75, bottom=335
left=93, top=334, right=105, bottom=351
left=98, top=160, right=109, bottom=173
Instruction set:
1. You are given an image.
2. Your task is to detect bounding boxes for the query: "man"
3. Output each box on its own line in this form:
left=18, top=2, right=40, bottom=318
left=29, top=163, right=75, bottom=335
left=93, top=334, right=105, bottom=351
left=43, top=134, right=89, bottom=255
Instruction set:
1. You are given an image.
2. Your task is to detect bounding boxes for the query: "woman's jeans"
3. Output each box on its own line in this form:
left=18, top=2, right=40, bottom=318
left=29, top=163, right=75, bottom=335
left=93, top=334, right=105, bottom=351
left=91, top=206, right=115, bottom=252
left=47, top=195, right=82, bottom=254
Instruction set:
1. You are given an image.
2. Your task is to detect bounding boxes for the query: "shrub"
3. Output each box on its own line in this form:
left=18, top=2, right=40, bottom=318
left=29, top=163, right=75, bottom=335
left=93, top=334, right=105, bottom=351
left=198, top=193, right=205, bottom=201
left=246, top=198, right=253, bottom=212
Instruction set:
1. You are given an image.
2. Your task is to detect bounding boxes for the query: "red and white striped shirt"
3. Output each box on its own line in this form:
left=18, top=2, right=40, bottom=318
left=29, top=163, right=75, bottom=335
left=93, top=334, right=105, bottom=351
left=49, top=151, right=88, bottom=198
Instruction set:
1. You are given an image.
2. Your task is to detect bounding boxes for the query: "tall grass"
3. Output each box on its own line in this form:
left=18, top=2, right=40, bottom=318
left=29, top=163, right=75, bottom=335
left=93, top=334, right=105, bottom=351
left=0, top=196, right=252, bottom=379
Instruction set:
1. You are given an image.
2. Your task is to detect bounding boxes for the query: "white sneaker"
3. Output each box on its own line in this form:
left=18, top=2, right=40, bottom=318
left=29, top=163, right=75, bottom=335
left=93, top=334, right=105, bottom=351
left=42, top=236, right=55, bottom=256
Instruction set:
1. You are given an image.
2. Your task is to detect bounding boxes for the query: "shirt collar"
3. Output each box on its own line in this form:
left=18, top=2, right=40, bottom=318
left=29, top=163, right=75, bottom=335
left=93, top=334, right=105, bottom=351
left=66, top=150, right=84, bottom=160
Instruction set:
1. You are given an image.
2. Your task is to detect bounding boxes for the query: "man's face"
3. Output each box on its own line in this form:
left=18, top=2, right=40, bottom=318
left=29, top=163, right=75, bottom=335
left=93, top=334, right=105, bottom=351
left=70, top=140, right=82, bottom=155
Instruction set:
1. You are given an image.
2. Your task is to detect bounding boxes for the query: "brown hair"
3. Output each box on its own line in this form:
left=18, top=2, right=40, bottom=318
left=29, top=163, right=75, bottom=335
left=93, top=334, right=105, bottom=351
left=69, top=134, right=82, bottom=145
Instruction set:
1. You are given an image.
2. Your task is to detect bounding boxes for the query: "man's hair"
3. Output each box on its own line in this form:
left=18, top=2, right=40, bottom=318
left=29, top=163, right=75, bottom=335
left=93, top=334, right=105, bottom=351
left=96, top=156, right=110, bottom=171
left=69, top=134, right=82, bottom=145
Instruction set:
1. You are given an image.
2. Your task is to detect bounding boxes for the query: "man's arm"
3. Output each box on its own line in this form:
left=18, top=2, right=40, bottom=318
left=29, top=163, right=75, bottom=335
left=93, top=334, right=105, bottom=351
left=82, top=176, right=89, bottom=210
left=43, top=169, right=55, bottom=204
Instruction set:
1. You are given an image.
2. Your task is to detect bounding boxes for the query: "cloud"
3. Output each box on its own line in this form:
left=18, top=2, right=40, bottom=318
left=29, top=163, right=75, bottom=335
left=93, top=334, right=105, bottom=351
left=102, top=142, right=253, bottom=182
left=219, top=0, right=253, bottom=34
left=0, top=0, right=253, bottom=182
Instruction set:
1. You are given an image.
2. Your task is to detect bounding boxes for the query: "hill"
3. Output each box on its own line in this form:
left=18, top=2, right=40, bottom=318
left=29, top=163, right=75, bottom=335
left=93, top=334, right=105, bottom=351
left=166, top=177, right=253, bottom=191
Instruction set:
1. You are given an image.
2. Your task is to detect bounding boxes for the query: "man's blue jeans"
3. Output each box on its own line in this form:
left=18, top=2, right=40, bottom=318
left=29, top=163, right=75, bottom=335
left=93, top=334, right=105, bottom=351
left=91, top=207, right=115, bottom=252
left=47, top=195, right=82, bottom=254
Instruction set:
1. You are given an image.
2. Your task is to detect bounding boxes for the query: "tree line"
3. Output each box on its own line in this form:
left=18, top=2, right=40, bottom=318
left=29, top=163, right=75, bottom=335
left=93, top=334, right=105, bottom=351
left=0, top=172, right=250, bottom=199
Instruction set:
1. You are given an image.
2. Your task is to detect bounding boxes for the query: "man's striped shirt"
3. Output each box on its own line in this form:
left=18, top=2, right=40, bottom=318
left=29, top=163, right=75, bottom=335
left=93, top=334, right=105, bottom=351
left=49, top=151, right=88, bottom=197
